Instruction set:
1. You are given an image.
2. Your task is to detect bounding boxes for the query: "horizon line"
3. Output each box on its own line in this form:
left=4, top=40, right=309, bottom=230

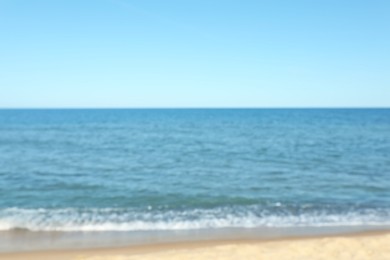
left=0, top=107, right=389, bottom=110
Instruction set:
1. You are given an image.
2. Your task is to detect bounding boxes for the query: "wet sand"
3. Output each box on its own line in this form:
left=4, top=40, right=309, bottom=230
left=1, top=231, right=389, bottom=260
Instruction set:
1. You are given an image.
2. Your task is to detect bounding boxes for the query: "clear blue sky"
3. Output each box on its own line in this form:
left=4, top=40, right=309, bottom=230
left=0, top=0, right=389, bottom=108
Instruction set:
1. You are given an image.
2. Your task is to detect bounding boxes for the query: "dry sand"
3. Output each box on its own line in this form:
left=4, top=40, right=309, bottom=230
left=1, top=232, right=389, bottom=260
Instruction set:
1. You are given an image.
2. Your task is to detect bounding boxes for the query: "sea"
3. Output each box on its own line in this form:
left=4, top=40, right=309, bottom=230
left=0, top=109, right=389, bottom=251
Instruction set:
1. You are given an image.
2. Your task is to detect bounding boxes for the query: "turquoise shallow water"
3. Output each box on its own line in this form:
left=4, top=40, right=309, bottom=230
left=0, top=109, right=389, bottom=232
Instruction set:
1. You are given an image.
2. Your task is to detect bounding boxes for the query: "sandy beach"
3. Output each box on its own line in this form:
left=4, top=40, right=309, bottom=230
left=1, top=231, right=389, bottom=260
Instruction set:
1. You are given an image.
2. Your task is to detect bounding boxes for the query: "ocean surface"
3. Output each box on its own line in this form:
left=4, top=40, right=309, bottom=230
left=0, top=109, right=389, bottom=239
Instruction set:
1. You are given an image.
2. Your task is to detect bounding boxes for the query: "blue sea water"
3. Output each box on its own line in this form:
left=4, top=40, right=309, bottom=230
left=0, top=109, right=389, bottom=232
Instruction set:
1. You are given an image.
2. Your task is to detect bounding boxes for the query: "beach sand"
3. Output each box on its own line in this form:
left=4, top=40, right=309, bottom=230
left=1, top=232, right=389, bottom=260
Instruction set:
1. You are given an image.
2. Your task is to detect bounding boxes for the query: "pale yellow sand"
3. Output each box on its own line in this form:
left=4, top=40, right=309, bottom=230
left=1, top=232, right=389, bottom=260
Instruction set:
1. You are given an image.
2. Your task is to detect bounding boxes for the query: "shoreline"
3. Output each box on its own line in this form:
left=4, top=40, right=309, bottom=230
left=1, top=229, right=389, bottom=260
left=1, top=225, right=390, bottom=253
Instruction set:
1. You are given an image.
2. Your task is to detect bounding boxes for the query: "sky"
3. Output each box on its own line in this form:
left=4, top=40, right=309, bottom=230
left=0, top=0, right=389, bottom=108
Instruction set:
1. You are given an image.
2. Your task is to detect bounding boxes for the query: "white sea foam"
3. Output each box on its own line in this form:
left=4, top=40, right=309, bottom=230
left=0, top=207, right=390, bottom=232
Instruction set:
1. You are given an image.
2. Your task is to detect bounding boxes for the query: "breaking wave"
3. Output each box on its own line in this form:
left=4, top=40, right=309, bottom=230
left=1, top=205, right=390, bottom=232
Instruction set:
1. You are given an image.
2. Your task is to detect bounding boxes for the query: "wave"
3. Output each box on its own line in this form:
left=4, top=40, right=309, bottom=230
left=1, top=206, right=390, bottom=232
